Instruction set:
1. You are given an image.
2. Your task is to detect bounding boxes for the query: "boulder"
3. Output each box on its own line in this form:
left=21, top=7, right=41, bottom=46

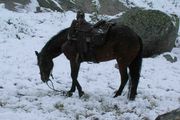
left=163, top=53, right=177, bottom=63
left=155, top=108, right=180, bottom=120
left=111, top=8, right=179, bottom=57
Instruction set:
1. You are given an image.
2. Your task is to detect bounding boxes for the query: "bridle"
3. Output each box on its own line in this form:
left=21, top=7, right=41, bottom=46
left=37, top=53, right=65, bottom=95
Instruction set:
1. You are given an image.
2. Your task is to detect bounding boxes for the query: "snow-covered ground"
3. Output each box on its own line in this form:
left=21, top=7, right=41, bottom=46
left=0, top=1, right=180, bottom=120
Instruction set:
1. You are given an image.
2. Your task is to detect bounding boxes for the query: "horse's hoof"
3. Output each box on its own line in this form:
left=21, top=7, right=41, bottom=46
left=129, top=97, right=135, bottom=101
left=78, top=91, right=85, bottom=98
left=114, top=90, right=117, bottom=94
left=129, top=96, right=136, bottom=101
left=113, top=93, right=119, bottom=98
left=128, top=92, right=136, bottom=101
left=114, top=91, right=121, bottom=98
left=128, top=93, right=136, bottom=100
left=66, top=91, right=73, bottom=97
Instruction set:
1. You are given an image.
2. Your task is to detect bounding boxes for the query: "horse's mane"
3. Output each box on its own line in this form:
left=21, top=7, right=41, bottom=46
left=47, top=27, right=69, bottom=46
left=50, top=28, right=69, bottom=42
left=40, top=28, right=69, bottom=58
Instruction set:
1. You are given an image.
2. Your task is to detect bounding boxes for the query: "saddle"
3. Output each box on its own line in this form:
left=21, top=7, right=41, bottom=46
left=68, top=20, right=114, bottom=62
left=91, top=20, right=113, bottom=46
left=69, top=20, right=113, bottom=46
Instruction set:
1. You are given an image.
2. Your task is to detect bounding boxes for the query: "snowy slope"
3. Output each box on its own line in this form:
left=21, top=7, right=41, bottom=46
left=0, top=1, right=180, bottom=120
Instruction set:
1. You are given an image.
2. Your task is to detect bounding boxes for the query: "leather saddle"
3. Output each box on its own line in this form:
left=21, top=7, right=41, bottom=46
left=91, top=20, right=112, bottom=46
left=69, top=20, right=113, bottom=47
left=68, top=20, right=114, bottom=62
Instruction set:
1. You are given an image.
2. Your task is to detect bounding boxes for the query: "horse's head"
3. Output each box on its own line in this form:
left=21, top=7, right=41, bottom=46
left=35, top=51, right=54, bottom=83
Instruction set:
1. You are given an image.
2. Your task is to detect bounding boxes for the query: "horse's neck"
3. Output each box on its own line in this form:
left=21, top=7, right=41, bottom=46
left=40, top=28, right=69, bottom=59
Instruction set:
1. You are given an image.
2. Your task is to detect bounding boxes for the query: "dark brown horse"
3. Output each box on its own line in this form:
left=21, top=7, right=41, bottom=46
left=35, top=25, right=143, bottom=100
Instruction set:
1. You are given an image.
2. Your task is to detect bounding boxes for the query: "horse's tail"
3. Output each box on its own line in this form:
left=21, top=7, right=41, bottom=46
left=129, top=36, right=143, bottom=73
left=130, top=35, right=143, bottom=74
left=128, top=36, right=143, bottom=100
left=134, top=36, right=143, bottom=73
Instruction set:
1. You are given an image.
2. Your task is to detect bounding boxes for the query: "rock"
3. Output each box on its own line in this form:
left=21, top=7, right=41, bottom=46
left=163, top=54, right=177, bottom=63
left=37, top=0, right=64, bottom=12
left=111, top=8, right=179, bottom=57
left=0, top=0, right=30, bottom=11
left=155, top=108, right=180, bottom=120
left=36, top=0, right=129, bottom=15
left=96, top=0, right=129, bottom=15
left=115, top=64, right=118, bottom=69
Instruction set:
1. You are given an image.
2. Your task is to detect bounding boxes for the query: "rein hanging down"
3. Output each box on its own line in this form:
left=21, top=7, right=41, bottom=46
left=46, top=78, right=65, bottom=95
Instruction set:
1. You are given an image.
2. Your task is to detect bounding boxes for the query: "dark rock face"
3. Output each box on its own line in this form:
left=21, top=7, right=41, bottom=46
left=0, top=0, right=30, bottom=11
left=111, top=8, right=179, bottom=57
left=97, top=0, right=129, bottom=15
left=36, top=0, right=129, bottom=15
left=37, top=0, right=63, bottom=12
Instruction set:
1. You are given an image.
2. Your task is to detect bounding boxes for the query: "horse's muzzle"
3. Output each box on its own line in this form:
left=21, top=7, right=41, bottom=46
left=41, top=76, right=50, bottom=83
left=41, top=74, right=54, bottom=83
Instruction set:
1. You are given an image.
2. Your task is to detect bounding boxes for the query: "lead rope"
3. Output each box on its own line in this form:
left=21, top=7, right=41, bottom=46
left=45, top=76, right=65, bottom=95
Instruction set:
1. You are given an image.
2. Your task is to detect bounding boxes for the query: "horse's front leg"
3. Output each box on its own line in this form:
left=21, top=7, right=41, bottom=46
left=68, top=60, right=84, bottom=97
left=67, top=77, right=76, bottom=97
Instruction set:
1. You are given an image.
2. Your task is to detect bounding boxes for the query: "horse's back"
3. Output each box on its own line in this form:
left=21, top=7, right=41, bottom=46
left=110, top=25, right=140, bottom=41
left=105, top=25, right=142, bottom=60
left=107, top=25, right=141, bottom=47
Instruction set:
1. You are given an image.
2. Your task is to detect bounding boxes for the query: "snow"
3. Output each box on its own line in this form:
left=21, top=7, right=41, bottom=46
left=0, top=0, right=180, bottom=120
left=25, top=0, right=39, bottom=12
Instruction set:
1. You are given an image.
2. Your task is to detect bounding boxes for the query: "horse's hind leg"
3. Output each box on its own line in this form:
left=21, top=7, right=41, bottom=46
left=114, top=59, right=129, bottom=97
left=68, top=60, right=84, bottom=97
left=128, top=55, right=142, bottom=100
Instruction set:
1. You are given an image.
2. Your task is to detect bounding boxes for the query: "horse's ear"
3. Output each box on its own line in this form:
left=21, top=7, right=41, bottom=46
left=35, top=51, right=39, bottom=57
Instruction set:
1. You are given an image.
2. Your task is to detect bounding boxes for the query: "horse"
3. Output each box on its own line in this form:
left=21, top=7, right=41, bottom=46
left=35, top=25, right=143, bottom=100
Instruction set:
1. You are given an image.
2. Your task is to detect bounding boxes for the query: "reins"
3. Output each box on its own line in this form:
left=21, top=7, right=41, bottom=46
left=45, top=75, right=65, bottom=95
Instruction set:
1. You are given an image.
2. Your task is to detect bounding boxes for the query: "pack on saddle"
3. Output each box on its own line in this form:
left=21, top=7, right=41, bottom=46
left=68, top=11, right=113, bottom=63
